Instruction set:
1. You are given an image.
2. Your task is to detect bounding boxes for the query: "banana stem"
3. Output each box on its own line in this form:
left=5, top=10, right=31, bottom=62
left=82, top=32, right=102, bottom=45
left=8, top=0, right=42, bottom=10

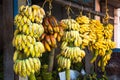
left=28, top=73, right=36, bottom=80
left=66, top=69, right=70, bottom=80
left=48, top=49, right=55, bottom=72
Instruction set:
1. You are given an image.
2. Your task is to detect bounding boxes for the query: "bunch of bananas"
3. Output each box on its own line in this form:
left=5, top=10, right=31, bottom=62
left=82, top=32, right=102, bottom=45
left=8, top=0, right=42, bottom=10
left=98, top=50, right=112, bottom=71
left=41, top=34, right=57, bottom=52
left=13, top=57, right=41, bottom=77
left=18, top=5, right=45, bottom=23
left=13, top=5, right=46, bottom=77
left=103, top=23, right=114, bottom=39
left=57, top=18, right=86, bottom=69
left=76, top=16, right=91, bottom=49
left=57, top=55, right=71, bottom=69
left=87, top=20, right=116, bottom=71
left=62, top=31, right=82, bottom=45
left=12, top=34, right=45, bottom=57
left=14, top=5, right=45, bottom=39
left=76, top=16, right=90, bottom=24
left=60, top=46, right=85, bottom=62
left=12, top=34, right=36, bottom=51
left=60, top=19, right=82, bottom=47
left=40, top=16, right=64, bottom=52
left=61, top=19, right=80, bottom=31
left=76, top=15, right=116, bottom=71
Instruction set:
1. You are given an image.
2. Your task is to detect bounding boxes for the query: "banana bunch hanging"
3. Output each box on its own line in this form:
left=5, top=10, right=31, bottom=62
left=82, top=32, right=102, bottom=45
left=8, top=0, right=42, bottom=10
left=40, top=16, right=64, bottom=52
left=13, top=5, right=46, bottom=77
left=57, top=18, right=86, bottom=69
left=13, top=51, right=41, bottom=77
left=76, top=15, right=91, bottom=49
left=14, top=5, right=45, bottom=38
left=76, top=12, right=116, bottom=71
left=88, top=20, right=116, bottom=71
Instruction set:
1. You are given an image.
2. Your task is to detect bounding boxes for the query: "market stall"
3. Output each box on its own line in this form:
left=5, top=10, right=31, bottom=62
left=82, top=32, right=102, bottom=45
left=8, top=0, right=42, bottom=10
left=1, top=0, right=120, bottom=80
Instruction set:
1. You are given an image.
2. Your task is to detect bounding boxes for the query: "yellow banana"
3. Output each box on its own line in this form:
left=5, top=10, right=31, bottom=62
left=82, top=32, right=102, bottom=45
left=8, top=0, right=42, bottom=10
left=33, top=58, right=40, bottom=72
left=17, top=60, right=22, bottom=76
left=61, top=41, right=68, bottom=49
left=28, top=58, right=35, bottom=74
left=13, top=60, right=19, bottom=74
left=25, top=59, right=31, bottom=73
left=13, top=50, right=19, bottom=62
left=21, top=60, right=27, bottom=77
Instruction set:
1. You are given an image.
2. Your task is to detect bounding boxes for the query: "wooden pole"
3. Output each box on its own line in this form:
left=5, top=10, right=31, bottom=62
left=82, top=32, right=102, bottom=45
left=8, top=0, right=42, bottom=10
left=48, top=49, right=55, bottom=72
left=3, top=0, right=14, bottom=80
left=54, top=0, right=114, bottom=19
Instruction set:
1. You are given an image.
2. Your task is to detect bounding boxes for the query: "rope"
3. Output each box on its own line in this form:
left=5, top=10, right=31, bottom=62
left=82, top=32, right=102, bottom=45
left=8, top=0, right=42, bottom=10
left=79, top=6, right=83, bottom=17
left=65, top=4, right=74, bottom=19
left=103, top=0, right=109, bottom=23
left=88, top=9, right=91, bottom=19
left=42, top=0, right=53, bottom=16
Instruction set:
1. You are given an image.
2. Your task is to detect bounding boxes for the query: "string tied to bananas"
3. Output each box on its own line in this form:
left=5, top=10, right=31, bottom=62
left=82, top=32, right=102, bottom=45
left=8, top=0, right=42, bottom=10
left=42, top=0, right=53, bottom=16
left=88, top=9, right=91, bottom=19
left=65, top=3, right=74, bottom=19
left=103, top=0, right=109, bottom=24
left=79, top=6, right=83, bottom=17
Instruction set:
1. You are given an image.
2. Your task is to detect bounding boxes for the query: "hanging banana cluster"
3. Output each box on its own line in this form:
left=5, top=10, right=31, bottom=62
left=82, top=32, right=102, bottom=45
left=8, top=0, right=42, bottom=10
left=13, top=5, right=46, bottom=77
left=13, top=53, right=41, bottom=77
left=76, top=16, right=91, bottom=49
left=39, top=16, right=64, bottom=52
left=57, top=55, right=71, bottom=69
left=98, top=50, right=112, bottom=71
left=104, top=23, right=114, bottom=39
left=76, top=14, right=116, bottom=71
left=12, top=34, right=45, bottom=57
left=88, top=20, right=116, bottom=71
left=14, top=5, right=45, bottom=39
left=57, top=19, right=86, bottom=69
left=97, top=24, right=115, bottom=71
left=60, top=46, right=85, bottom=63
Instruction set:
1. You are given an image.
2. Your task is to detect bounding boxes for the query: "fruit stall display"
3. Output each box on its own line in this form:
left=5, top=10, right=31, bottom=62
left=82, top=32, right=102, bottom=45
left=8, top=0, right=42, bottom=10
left=12, top=1, right=116, bottom=80
left=13, top=5, right=46, bottom=79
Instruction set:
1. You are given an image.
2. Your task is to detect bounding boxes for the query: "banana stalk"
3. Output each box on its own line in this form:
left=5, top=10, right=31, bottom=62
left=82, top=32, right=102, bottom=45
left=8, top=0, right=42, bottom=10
left=66, top=69, right=70, bottom=80
left=90, top=49, right=99, bottom=63
left=28, top=73, right=36, bottom=80
left=48, top=49, right=55, bottom=72
left=101, top=57, right=105, bottom=72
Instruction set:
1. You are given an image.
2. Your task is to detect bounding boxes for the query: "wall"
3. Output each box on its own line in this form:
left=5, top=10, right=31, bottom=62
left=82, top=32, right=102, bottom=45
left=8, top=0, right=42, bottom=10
left=0, top=3, right=3, bottom=53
